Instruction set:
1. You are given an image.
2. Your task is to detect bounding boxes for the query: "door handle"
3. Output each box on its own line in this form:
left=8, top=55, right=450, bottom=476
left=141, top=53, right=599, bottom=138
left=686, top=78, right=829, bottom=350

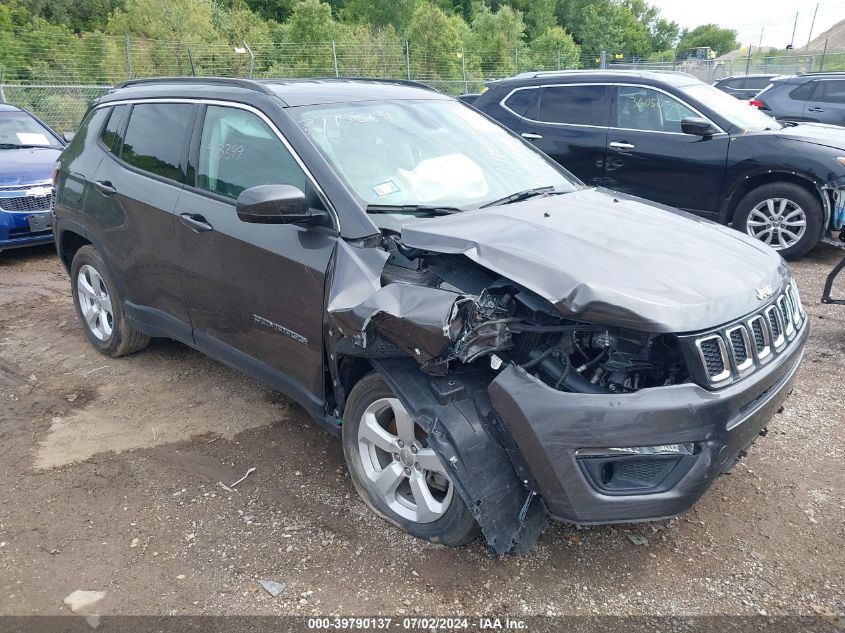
left=180, top=213, right=213, bottom=233
left=807, top=106, right=824, bottom=113
left=521, top=132, right=543, bottom=140
left=609, top=141, right=636, bottom=151
left=93, top=180, right=116, bottom=195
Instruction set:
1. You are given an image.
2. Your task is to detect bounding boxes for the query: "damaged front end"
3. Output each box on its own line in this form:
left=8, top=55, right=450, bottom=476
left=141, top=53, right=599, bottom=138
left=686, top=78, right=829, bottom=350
left=323, top=232, right=729, bottom=555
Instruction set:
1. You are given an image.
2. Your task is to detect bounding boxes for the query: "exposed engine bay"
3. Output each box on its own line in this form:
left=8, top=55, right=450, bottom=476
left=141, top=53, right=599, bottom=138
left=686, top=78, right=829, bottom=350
left=341, top=232, right=690, bottom=395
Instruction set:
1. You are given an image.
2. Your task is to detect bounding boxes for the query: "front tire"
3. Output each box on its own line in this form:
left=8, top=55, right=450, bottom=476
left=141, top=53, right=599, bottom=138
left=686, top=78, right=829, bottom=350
left=734, top=182, right=823, bottom=260
left=342, top=372, right=480, bottom=547
left=70, top=245, right=150, bottom=357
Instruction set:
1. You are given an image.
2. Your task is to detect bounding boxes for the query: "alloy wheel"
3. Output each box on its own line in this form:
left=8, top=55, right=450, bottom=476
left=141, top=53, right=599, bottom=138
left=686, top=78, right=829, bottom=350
left=77, top=264, right=114, bottom=341
left=746, top=197, right=807, bottom=251
left=357, top=397, right=453, bottom=524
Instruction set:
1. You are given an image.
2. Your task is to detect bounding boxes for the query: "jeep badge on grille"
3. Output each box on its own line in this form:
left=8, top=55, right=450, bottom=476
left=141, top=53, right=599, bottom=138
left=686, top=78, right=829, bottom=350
left=756, top=285, right=773, bottom=301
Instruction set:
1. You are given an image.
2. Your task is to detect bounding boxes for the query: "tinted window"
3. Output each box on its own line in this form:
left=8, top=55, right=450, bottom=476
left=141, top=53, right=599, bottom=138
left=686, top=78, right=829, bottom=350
left=537, top=85, right=608, bottom=126
left=503, top=88, right=539, bottom=117
left=197, top=106, right=306, bottom=200
left=819, top=80, right=845, bottom=104
left=789, top=81, right=816, bottom=101
left=616, top=87, right=698, bottom=133
left=719, top=79, right=743, bottom=89
left=745, top=76, right=773, bottom=91
left=121, top=104, right=193, bottom=182
left=101, top=105, right=128, bottom=154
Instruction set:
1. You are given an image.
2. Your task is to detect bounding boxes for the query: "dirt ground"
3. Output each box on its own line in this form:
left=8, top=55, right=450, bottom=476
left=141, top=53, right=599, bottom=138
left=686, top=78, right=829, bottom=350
left=0, top=243, right=843, bottom=618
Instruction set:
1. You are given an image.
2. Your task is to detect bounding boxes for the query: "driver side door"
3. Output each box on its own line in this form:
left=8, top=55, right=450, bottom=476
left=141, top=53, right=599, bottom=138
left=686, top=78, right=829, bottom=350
left=175, top=103, right=337, bottom=406
left=604, top=85, right=729, bottom=217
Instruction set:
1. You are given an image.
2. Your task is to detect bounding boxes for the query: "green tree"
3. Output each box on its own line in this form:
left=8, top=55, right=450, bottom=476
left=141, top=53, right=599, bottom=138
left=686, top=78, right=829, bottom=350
left=405, top=2, right=467, bottom=80
left=107, top=0, right=220, bottom=43
left=676, top=23, right=738, bottom=57
left=467, top=5, right=525, bottom=75
left=579, top=0, right=650, bottom=56
left=242, top=0, right=297, bottom=23
left=19, top=0, right=124, bottom=33
left=341, top=0, right=414, bottom=31
left=267, top=0, right=338, bottom=75
left=648, top=18, right=679, bottom=51
left=525, top=0, right=555, bottom=39
left=528, top=25, right=579, bottom=70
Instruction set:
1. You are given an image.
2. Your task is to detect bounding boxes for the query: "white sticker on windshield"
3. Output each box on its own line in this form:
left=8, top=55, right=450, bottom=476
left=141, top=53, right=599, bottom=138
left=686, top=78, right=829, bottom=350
left=372, top=180, right=399, bottom=197
left=16, top=132, right=50, bottom=145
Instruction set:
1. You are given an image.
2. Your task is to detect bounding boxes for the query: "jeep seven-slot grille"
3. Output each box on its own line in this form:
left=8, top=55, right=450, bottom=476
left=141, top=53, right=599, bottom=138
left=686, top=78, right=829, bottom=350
left=729, top=328, right=748, bottom=364
left=692, top=281, right=805, bottom=388
left=699, top=338, right=725, bottom=376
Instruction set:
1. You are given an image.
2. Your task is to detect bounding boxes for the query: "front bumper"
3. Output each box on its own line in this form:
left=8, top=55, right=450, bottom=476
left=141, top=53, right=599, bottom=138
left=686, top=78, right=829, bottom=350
left=488, top=321, right=808, bottom=524
left=0, top=209, right=53, bottom=252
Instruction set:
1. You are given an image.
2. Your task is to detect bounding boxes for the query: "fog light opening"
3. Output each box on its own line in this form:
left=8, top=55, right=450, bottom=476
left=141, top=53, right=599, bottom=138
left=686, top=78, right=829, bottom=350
left=599, top=462, right=614, bottom=485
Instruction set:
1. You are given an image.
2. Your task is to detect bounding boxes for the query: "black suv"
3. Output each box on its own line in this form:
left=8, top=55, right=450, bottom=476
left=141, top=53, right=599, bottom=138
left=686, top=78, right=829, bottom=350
left=470, top=70, right=845, bottom=259
left=53, top=78, right=808, bottom=554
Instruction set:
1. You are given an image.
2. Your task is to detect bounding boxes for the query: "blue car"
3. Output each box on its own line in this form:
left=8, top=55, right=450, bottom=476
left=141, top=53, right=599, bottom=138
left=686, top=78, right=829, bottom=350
left=0, top=104, right=66, bottom=253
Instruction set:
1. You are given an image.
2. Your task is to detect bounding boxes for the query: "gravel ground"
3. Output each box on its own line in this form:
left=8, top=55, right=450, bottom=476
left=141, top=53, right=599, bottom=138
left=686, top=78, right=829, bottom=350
left=0, top=243, right=843, bottom=618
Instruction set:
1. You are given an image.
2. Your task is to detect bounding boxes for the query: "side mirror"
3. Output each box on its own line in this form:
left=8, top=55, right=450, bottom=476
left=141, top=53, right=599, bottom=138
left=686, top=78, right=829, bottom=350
left=236, top=184, right=322, bottom=225
left=681, top=116, right=717, bottom=136
left=62, top=132, right=75, bottom=143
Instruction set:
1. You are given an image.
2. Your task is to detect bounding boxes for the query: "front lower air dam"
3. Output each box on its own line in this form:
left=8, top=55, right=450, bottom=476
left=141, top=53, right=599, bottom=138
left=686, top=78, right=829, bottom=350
left=576, top=444, right=697, bottom=496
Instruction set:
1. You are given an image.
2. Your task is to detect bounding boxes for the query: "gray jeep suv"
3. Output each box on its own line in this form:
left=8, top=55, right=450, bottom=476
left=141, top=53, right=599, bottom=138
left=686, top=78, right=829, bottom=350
left=52, top=77, right=808, bottom=554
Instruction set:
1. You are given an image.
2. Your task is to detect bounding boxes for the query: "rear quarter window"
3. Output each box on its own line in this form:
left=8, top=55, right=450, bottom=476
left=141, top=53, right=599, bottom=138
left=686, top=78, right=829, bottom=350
left=101, top=105, right=129, bottom=154
left=536, top=85, right=609, bottom=126
left=121, top=103, right=194, bottom=183
left=502, top=88, right=539, bottom=117
left=789, top=81, right=817, bottom=101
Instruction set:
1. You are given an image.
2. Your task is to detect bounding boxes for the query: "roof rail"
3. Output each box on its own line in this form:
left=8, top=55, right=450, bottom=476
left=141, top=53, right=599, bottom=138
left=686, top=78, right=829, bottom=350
left=113, top=76, right=276, bottom=94
left=260, top=76, right=438, bottom=92
left=796, top=70, right=845, bottom=76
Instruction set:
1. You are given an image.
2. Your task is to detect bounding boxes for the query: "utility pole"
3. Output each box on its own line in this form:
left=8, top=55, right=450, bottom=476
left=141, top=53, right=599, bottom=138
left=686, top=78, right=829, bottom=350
left=125, top=34, right=132, bottom=79
left=805, top=3, right=818, bottom=51
left=745, top=44, right=752, bottom=74
left=758, top=27, right=764, bottom=52
left=332, top=40, right=339, bottom=77
left=242, top=39, right=254, bottom=79
left=820, top=38, right=829, bottom=71
left=790, top=12, right=798, bottom=48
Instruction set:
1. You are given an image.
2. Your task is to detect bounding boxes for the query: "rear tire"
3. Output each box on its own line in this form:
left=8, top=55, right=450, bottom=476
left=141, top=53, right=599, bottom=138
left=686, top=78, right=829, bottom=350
left=70, top=245, right=150, bottom=357
left=734, top=182, right=823, bottom=260
left=342, top=372, right=480, bottom=547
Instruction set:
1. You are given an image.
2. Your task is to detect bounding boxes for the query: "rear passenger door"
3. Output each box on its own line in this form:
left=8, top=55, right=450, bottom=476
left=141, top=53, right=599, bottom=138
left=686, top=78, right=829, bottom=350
left=804, top=79, right=845, bottom=125
left=504, top=84, right=610, bottom=186
left=85, top=102, right=194, bottom=338
left=175, top=104, right=337, bottom=405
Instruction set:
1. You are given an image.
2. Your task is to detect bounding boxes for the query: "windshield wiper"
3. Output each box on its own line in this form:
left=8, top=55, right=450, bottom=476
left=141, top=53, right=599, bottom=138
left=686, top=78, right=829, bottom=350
left=480, top=186, right=558, bottom=208
left=0, top=143, right=55, bottom=149
left=366, top=204, right=463, bottom=216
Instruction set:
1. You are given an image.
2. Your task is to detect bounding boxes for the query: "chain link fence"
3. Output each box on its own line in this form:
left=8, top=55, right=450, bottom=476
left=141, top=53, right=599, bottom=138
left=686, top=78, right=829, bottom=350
left=2, top=28, right=844, bottom=131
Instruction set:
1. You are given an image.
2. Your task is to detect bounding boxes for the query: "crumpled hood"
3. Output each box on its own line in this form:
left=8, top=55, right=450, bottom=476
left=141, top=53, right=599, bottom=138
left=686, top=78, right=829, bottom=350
left=0, top=147, right=60, bottom=186
left=400, top=188, right=791, bottom=334
left=771, top=122, right=845, bottom=150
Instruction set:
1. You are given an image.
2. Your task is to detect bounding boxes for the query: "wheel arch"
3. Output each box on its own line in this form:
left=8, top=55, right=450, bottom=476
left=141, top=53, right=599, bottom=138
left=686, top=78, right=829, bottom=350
left=57, top=228, right=92, bottom=273
left=723, top=170, right=827, bottom=227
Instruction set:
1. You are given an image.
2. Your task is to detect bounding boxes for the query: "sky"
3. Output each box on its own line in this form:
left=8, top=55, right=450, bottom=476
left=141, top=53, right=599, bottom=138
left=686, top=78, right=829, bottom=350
left=647, top=0, right=844, bottom=50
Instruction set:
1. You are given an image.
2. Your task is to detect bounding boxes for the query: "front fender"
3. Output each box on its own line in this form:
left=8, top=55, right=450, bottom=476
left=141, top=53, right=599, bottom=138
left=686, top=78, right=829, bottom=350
left=370, top=357, right=547, bottom=556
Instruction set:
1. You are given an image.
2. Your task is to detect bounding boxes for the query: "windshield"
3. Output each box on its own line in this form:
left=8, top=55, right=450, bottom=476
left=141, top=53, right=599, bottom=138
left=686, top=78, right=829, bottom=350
left=679, top=83, right=782, bottom=132
left=0, top=111, right=60, bottom=148
left=290, top=99, right=579, bottom=210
